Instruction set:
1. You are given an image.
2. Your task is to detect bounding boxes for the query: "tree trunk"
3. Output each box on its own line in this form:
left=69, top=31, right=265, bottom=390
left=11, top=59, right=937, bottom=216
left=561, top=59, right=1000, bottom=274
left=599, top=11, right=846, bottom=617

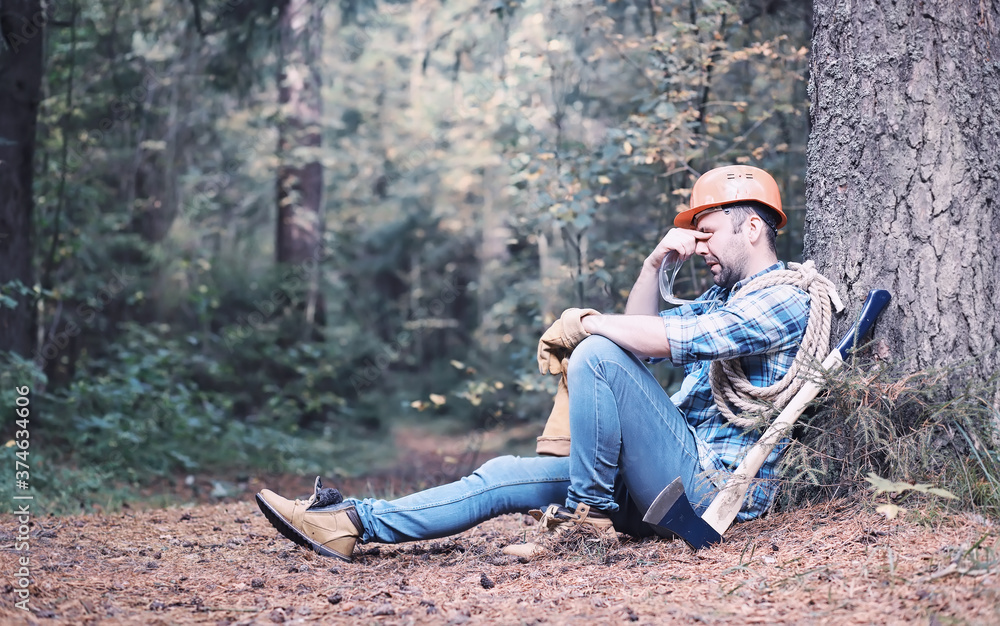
left=804, top=0, right=1000, bottom=405
left=275, top=0, right=324, bottom=325
left=0, top=1, right=44, bottom=357
left=276, top=0, right=324, bottom=266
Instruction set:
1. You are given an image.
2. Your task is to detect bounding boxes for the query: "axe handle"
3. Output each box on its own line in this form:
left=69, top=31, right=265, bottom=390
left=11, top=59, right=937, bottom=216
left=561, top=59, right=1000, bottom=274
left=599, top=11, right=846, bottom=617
left=699, top=288, right=892, bottom=535
left=700, top=351, right=842, bottom=534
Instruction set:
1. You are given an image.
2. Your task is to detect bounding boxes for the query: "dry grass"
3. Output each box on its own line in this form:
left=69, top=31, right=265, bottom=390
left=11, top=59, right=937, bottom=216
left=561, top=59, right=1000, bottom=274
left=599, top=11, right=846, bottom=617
left=1, top=494, right=998, bottom=625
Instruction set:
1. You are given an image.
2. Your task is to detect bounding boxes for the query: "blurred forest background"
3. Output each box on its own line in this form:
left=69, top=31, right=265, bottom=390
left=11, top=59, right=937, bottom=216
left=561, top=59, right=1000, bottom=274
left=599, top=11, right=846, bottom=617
left=2, top=0, right=996, bottom=515
left=0, top=0, right=813, bottom=510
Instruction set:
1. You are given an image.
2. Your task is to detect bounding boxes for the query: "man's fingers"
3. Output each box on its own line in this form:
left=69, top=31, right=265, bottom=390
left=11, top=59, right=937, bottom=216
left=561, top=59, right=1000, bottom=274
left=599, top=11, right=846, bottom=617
left=670, top=227, right=712, bottom=244
left=654, top=228, right=712, bottom=262
left=648, top=227, right=712, bottom=267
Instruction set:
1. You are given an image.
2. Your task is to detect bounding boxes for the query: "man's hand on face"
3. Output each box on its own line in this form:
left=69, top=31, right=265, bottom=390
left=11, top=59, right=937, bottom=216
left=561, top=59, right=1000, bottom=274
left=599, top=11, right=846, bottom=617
left=644, top=228, right=712, bottom=270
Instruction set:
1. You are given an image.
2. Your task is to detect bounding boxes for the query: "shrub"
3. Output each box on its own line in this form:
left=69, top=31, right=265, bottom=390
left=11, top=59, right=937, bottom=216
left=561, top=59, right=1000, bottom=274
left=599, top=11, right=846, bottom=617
left=779, top=357, right=1000, bottom=516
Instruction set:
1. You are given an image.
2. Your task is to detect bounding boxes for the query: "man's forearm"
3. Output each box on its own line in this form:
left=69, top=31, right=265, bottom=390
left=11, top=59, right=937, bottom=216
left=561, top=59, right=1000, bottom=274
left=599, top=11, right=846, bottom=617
left=582, top=314, right=671, bottom=360
left=624, top=261, right=662, bottom=316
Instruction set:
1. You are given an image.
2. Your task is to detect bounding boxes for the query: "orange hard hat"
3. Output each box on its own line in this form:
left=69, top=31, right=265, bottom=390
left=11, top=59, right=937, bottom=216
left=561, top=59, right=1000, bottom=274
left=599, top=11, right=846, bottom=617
left=673, top=165, right=786, bottom=230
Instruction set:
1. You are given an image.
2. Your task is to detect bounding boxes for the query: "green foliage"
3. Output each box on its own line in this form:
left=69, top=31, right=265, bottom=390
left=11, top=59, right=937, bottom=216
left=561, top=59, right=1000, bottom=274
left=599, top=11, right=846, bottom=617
left=41, top=277, right=381, bottom=474
left=0, top=297, right=399, bottom=514
left=779, top=360, right=1000, bottom=516
left=0, top=280, right=35, bottom=310
left=0, top=446, right=138, bottom=515
left=27, top=0, right=997, bottom=519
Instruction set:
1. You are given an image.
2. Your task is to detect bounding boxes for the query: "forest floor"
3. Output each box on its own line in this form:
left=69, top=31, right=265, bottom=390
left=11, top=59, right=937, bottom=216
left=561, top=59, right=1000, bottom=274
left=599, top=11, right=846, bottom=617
left=1, top=426, right=998, bottom=625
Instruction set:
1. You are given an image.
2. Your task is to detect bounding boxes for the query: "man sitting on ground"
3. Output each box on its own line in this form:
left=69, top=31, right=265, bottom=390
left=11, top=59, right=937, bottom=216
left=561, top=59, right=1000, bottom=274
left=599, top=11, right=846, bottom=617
left=256, top=165, right=817, bottom=561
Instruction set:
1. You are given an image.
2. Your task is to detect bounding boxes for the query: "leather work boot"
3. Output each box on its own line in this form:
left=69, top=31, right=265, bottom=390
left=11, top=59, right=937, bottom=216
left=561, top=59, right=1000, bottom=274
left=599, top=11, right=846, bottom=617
left=530, top=502, right=617, bottom=538
left=256, top=485, right=363, bottom=562
left=502, top=502, right=617, bottom=559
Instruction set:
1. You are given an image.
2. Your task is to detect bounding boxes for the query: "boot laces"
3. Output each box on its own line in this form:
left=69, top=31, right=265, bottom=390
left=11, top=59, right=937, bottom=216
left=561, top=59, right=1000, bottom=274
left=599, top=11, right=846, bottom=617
left=536, top=503, right=615, bottom=537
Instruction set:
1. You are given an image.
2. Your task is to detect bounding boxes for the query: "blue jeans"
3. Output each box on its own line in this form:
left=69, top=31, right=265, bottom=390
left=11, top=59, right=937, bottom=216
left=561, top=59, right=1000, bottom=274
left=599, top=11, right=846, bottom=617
left=348, top=335, right=715, bottom=544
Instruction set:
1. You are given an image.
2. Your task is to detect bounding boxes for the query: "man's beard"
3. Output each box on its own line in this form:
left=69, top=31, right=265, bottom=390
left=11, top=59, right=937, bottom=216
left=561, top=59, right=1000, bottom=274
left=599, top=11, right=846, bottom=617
left=708, top=253, right=747, bottom=290
left=716, top=266, right=741, bottom=289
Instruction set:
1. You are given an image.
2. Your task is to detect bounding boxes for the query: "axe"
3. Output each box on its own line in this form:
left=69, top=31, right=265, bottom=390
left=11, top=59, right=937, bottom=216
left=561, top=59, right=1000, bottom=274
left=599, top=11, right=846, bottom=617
left=642, top=288, right=892, bottom=549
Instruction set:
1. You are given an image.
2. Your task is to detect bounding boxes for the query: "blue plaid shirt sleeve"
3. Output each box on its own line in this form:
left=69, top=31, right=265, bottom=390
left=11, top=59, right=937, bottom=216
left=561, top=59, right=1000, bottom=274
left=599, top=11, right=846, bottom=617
left=664, top=284, right=810, bottom=367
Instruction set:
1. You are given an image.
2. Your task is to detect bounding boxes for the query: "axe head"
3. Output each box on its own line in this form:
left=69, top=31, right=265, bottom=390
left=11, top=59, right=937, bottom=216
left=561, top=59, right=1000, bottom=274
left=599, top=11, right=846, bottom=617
left=642, top=477, right=722, bottom=550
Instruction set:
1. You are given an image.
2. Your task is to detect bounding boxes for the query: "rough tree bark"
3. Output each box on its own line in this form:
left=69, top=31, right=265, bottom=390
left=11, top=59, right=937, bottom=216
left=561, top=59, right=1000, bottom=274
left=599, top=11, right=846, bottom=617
left=0, top=1, right=44, bottom=356
left=805, top=0, right=1000, bottom=405
left=275, top=0, right=324, bottom=324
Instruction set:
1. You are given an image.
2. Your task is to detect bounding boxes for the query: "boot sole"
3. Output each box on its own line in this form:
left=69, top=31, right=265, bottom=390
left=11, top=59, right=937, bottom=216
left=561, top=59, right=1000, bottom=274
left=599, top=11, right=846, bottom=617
left=255, top=493, right=352, bottom=562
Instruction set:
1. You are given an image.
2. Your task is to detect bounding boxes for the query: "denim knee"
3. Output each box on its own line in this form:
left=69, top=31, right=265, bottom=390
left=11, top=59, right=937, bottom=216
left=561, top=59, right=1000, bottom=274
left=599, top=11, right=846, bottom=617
left=472, top=455, right=515, bottom=481
left=469, top=455, right=570, bottom=489
left=568, top=335, right=628, bottom=377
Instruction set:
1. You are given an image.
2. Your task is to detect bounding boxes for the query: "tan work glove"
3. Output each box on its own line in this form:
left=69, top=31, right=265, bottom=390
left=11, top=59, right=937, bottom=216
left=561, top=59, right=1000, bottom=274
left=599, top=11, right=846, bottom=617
left=536, top=308, right=600, bottom=374
left=534, top=308, right=598, bottom=456
left=536, top=365, right=571, bottom=457
left=536, top=319, right=568, bottom=375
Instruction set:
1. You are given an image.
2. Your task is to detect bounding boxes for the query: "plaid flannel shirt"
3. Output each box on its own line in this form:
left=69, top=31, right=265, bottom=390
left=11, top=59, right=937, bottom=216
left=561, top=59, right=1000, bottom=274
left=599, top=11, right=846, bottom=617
left=658, top=262, right=810, bottom=520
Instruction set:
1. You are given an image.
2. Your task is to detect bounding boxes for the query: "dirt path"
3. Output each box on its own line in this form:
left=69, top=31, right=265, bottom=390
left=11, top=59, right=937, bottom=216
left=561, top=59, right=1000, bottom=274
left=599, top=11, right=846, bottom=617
left=1, top=429, right=998, bottom=624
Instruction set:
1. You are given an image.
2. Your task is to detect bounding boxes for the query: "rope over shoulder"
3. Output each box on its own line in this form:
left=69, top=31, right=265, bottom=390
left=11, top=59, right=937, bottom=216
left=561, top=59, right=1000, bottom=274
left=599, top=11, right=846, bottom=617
left=710, top=260, right=843, bottom=429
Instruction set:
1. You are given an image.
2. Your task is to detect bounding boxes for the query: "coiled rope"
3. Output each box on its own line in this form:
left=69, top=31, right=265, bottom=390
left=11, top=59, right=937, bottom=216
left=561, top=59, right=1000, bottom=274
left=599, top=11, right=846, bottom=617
left=710, top=260, right=844, bottom=429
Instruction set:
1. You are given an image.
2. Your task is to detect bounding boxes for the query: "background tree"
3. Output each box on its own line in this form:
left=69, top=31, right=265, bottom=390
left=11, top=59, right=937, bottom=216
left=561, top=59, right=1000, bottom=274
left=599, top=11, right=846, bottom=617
left=804, top=0, right=1000, bottom=408
left=0, top=0, right=44, bottom=357
left=275, top=0, right=326, bottom=325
